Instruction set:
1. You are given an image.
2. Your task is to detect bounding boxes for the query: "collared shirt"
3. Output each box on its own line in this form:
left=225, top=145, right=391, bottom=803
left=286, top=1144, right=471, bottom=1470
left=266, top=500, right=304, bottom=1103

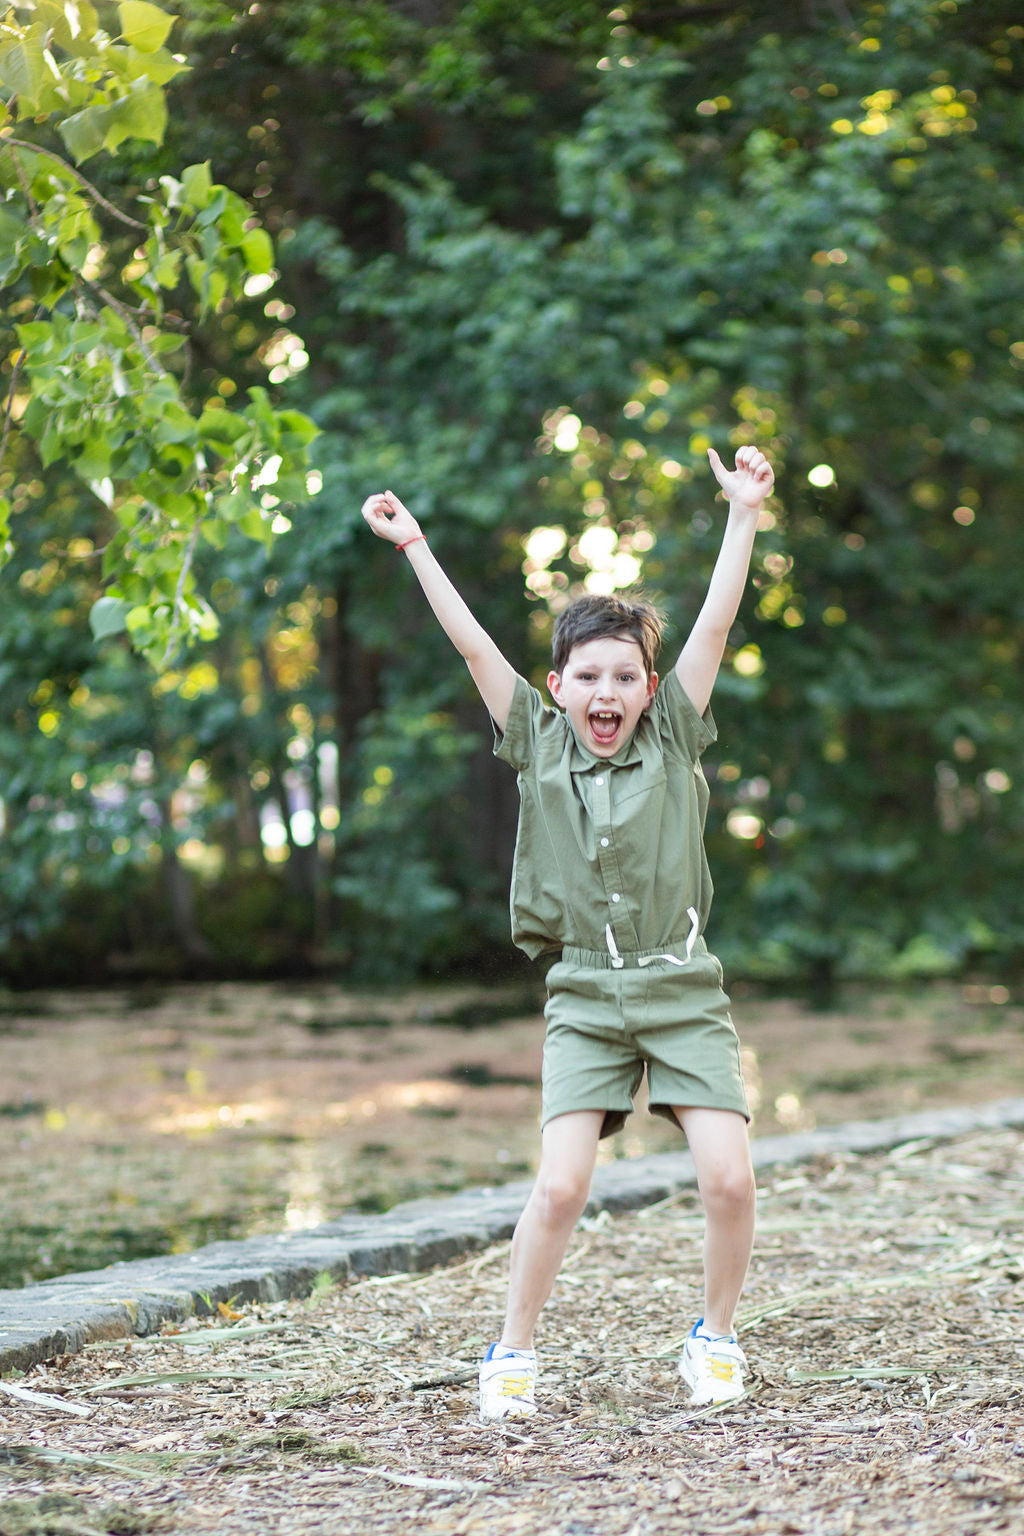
left=493, top=669, right=718, bottom=959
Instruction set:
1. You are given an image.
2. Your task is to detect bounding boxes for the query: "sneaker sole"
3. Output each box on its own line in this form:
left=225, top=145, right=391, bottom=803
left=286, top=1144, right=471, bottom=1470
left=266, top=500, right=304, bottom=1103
left=480, top=1401, right=536, bottom=1421
left=679, top=1354, right=745, bottom=1406
left=684, top=1381, right=745, bottom=1406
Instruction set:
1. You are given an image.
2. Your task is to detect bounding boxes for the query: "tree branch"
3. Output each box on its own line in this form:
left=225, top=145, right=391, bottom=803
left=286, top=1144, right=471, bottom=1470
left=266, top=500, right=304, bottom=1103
left=0, top=305, right=43, bottom=479
left=1, top=136, right=149, bottom=231
left=162, top=516, right=204, bottom=669
left=80, top=277, right=173, bottom=377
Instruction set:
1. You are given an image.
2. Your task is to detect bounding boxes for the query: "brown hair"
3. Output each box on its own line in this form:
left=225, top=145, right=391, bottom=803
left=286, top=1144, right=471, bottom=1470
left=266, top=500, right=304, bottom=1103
left=551, top=593, right=664, bottom=676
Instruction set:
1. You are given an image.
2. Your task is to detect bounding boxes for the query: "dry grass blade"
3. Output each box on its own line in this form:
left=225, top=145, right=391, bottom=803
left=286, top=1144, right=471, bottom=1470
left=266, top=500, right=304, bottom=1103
left=74, top=1367, right=292, bottom=1395
left=0, top=1491, right=169, bottom=1536
left=733, top=1241, right=1006, bottom=1331
left=788, top=1366, right=931, bottom=1382
left=0, top=1379, right=92, bottom=1416
left=0, top=1443, right=208, bottom=1477
left=361, top=1467, right=496, bottom=1493
left=177, top=1322, right=294, bottom=1347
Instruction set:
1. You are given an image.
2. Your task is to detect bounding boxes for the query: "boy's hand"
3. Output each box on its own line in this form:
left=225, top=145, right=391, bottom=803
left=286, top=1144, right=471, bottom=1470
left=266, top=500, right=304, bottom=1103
left=360, top=489, right=423, bottom=545
left=707, top=445, right=774, bottom=510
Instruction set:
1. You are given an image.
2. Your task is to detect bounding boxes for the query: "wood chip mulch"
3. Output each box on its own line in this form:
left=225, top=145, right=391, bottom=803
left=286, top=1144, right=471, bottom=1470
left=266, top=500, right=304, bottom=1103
left=2, top=1128, right=1023, bottom=1536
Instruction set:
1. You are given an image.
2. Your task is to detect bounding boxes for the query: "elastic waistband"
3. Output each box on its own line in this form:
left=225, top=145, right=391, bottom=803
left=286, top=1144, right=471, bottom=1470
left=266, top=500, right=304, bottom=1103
left=560, top=936, right=709, bottom=971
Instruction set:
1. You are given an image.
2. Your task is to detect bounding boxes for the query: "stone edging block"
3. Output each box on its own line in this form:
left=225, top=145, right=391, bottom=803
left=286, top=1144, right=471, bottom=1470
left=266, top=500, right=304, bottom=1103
left=2, top=1096, right=1023, bottom=1376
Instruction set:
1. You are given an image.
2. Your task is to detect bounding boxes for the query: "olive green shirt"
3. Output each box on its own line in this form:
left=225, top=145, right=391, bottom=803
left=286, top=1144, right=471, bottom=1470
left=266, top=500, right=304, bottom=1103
left=493, top=670, right=718, bottom=960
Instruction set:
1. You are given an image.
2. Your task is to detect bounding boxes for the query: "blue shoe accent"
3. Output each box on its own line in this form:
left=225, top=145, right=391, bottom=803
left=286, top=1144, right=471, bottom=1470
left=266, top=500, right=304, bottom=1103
left=484, top=1341, right=535, bottom=1362
left=691, top=1317, right=737, bottom=1344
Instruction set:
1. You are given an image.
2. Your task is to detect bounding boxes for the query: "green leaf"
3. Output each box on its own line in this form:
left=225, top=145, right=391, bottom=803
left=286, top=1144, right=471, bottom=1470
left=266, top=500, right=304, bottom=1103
left=240, top=226, right=274, bottom=275
left=198, top=408, right=246, bottom=453
left=120, top=43, right=187, bottom=87
left=196, top=605, right=219, bottom=641
left=237, top=506, right=270, bottom=543
left=276, top=410, right=320, bottom=447
left=76, top=440, right=112, bottom=480
left=151, top=403, right=198, bottom=446
left=42, top=1, right=101, bottom=52
left=0, top=37, right=46, bottom=111
left=217, top=193, right=248, bottom=245
left=156, top=491, right=199, bottom=521
left=101, top=78, right=168, bottom=152
left=117, top=0, right=174, bottom=53
left=154, top=247, right=182, bottom=287
left=124, top=604, right=153, bottom=634
left=39, top=425, right=65, bottom=468
left=201, top=516, right=227, bottom=549
left=57, top=104, right=109, bottom=163
left=0, top=206, right=28, bottom=282
left=89, top=596, right=133, bottom=641
left=181, top=161, right=213, bottom=210
left=194, top=189, right=228, bottom=229
left=185, top=252, right=227, bottom=314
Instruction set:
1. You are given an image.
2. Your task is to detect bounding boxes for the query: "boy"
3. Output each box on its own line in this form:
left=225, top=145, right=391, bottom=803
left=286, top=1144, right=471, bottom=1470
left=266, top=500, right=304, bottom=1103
left=360, top=443, right=774, bottom=1417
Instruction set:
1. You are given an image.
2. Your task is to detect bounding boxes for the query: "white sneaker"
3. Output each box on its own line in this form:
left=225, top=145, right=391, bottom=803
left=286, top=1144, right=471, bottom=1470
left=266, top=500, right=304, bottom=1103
left=479, top=1344, right=537, bottom=1420
left=679, top=1320, right=746, bottom=1405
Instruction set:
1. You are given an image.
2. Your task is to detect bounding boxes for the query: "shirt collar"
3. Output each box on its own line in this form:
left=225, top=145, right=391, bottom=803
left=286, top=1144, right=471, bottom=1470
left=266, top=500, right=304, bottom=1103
left=566, top=710, right=650, bottom=772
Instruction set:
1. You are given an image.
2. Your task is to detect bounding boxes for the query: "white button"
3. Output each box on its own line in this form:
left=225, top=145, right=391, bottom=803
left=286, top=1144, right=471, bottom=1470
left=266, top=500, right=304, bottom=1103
left=600, top=837, right=609, bottom=847
left=595, top=776, right=604, bottom=786
left=611, top=893, right=621, bottom=902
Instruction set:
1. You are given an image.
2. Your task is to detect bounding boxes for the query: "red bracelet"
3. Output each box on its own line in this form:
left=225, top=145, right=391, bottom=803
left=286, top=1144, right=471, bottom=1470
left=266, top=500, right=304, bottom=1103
left=396, top=535, right=426, bottom=553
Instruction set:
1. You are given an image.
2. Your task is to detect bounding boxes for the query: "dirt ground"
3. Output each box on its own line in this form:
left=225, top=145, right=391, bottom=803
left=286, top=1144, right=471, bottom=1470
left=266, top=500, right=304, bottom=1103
left=2, top=1126, right=1023, bottom=1536
left=1, top=978, right=1023, bottom=1287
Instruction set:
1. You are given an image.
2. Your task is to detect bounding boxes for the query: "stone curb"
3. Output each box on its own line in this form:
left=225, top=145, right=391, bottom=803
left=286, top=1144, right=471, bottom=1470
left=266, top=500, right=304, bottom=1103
left=3, top=1096, right=1024, bottom=1377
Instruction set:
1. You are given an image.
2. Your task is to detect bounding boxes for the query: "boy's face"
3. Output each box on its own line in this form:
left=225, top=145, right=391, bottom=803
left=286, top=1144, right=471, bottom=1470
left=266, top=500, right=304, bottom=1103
left=548, top=635, right=657, bottom=758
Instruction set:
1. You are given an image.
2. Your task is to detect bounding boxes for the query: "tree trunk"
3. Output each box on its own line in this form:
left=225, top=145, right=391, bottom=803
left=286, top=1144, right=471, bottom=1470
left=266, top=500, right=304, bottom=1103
left=158, top=796, right=212, bottom=963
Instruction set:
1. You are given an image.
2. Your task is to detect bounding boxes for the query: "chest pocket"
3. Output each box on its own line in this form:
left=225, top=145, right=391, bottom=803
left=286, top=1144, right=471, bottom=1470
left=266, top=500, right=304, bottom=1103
left=610, top=765, right=667, bottom=841
left=613, top=763, right=666, bottom=801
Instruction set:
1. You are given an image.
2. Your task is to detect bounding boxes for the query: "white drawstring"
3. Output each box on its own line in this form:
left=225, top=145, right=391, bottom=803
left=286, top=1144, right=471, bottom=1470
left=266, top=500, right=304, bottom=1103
left=605, top=907, right=700, bottom=970
left=638, top=907, right=700, bottom=967
left=605, top=923, right=625, bottom=969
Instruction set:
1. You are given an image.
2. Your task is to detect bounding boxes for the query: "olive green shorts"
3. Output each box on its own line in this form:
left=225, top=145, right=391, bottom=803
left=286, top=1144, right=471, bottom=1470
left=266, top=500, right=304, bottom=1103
left=542, top=944, right=749, bottom=1139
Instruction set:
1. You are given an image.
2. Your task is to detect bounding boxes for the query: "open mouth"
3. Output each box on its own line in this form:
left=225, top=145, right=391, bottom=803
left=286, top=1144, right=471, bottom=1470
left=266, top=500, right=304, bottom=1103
left=588, top=710, right=622, bottom=746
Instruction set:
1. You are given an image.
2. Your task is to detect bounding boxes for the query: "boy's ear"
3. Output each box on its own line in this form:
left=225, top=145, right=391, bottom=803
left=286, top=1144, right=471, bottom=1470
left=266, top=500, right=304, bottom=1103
left=644, top=671, right=659, bottom=709
left=547, top=669, right=564, bottom=706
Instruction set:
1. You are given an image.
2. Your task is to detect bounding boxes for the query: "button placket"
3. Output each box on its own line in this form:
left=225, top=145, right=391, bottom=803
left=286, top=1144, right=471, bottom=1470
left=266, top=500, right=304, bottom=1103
left=591, top=768, right=638, bottom=950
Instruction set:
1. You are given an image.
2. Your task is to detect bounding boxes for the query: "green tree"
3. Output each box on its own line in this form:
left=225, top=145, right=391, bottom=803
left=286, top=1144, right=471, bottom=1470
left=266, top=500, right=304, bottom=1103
left=0, top=0, right=318, bottom=667
left=3, top=0, right=1023, bottom=988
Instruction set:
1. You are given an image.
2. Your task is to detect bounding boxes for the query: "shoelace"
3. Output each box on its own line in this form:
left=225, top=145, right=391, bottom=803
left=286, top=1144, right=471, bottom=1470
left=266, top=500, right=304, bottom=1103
left=707, top=1356, right=741, bottom=1383
left=496, top=1372, right=532, bottom=1398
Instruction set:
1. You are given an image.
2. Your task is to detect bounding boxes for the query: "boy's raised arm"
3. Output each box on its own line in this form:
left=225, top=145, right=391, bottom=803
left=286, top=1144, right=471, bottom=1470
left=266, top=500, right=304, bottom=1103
left=361, top=490, right=518, bottom=732
left=674, top=445, right=775, bottom=717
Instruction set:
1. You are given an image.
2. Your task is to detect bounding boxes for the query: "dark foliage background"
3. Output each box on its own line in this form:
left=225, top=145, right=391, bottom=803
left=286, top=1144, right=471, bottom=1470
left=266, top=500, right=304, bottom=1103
left=2, top=0, right=1022, bottom=995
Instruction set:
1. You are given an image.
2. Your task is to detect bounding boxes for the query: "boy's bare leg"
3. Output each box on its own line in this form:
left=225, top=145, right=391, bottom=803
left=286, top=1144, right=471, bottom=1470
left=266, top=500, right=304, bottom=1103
left=499, top=1109, right=605, bottom=1349
left=673, top=1106, right=756, bottom=1335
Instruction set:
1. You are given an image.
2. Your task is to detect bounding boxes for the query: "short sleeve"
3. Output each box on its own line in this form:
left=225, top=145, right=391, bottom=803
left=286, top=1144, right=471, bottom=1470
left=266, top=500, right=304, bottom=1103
left=651, top=668, right=717, bottom=764
left=493, top=674, right=545, bottom=772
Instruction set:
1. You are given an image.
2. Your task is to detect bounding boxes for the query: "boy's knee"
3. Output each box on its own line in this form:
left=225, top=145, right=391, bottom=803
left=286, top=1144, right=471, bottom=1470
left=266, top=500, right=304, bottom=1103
left=702, top=1163, right=756, bottom=1213
left=534, top=1167, right=591, bottom=1224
